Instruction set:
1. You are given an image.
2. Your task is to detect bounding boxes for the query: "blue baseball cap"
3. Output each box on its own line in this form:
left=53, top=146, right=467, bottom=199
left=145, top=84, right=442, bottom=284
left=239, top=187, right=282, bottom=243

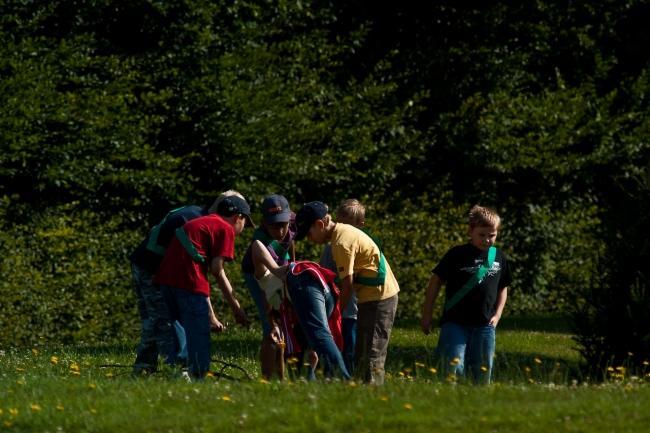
left=261, top=194, right=291, bottom=224
left=295, top=201, right=329, bottom=241
left=216, top=196, right=255, bottom=228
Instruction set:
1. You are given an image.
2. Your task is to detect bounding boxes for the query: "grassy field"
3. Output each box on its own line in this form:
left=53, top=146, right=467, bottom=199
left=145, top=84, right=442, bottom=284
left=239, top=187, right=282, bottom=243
left=1, top=317, right=649, bottom=432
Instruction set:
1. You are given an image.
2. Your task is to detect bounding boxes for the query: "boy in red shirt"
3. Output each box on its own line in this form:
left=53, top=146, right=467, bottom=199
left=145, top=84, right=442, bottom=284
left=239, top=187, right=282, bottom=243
left=155, top=196, right=254, bottom=379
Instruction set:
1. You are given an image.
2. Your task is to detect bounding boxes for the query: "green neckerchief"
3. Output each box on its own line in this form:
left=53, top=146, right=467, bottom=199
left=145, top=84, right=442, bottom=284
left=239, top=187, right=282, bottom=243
left=146, top=206, right=188, bottom=256
left=354, top=227, right=386, bottom=287
left=444, top=246, right=497, bottom=311
left=175, top=226, right=206, bottom=264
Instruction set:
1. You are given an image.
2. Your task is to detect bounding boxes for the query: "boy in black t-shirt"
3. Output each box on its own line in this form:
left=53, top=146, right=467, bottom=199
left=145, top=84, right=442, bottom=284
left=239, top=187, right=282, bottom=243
left=421, top=205, right=512, bottom=384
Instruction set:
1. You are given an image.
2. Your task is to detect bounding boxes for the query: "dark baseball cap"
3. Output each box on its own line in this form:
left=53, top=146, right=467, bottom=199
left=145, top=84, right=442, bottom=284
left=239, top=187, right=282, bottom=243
left=261, top=194, right=291, bottom=224
left=216, top=196, right=255, bottom=228
left=295, top=201, right=329, bottom=241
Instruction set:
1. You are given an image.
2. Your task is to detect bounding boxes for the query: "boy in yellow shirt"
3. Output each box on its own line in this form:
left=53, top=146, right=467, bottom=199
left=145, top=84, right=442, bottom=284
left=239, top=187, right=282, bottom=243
left=296, top=201, right=399, bottom=384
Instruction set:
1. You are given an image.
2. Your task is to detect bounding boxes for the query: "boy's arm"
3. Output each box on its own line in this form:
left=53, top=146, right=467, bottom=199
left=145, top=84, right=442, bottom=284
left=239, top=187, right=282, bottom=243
left=338, top=275, right=355, bottom=312
left=488, top=287, right=508, bottom=327
left=210, top=256, right=249, bottom=326
left=206, top=297, right=224, bottom=332
left=251, top=240, right=288, bottom=279
left=420, top=273, right=443, bottom=335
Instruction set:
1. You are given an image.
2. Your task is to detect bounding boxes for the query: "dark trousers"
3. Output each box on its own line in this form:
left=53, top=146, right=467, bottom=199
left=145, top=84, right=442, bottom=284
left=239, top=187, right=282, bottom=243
left=162, top=285, right=211, bottom=378
left=131, top=264, right=177, bottom=372
left=355, top=294, right=398, bottom=385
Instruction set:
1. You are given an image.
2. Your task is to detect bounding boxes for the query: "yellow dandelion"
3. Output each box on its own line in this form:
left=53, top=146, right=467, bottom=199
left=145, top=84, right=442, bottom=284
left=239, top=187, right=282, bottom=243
left=70, top=362, right=80, bottom=372
left=379, top=395, right=389, bottom=401
left=615, top=366, right=626, bottom=373
left=88, top=383, right=96, bottom=390
left=480, top=366, right=488, bottom=372
left=528, top=378, right=534, bottom=384
left=524, top=367, right=531, bottom=373
left=222, top=395, right=231, bottom=401
left=258, top=378, right=269, bottom=384
left=3, top=421, right=13, bottom=428
left=287, top=357, right=299, bottom=365
left=534, top=358, right=542, bottom=364
left=398, top=371, right=405, bottom=377
left=50, top=356, right=59, bottom=365
left=415, top=362, right=425, bottom=368
left=70, top=371, right=81, bottom=376
left=89, top=408, right=97, bottom=414
left=56, top=404, right=64, bottom=411
left=206, top=372, right=214, bottom=377
left=9, top=408, right=18, bottom=416
left=30, top=404, right=42, bottom=413
left=429, top=367, right=437, bottom=374
left=31, top=348, right=39, bottom=356
left=15, top=367, right=25, bottom=372
left=16, top=378, right=26, bottom=385
left=446, top=374, right=457, bottom=382
left=403, top=403, right=413, bottom=410
left=403, top=367, right=412, bottom=373
left=0, top=409, right=2, bottom=415
left=449, top=357, right=460, bottom=366
left=348, top=381, right=358, bottom=387
left=105, top=372, right=113, bottom=378
left=607, top=367, right=614, bottom=372
left=642, top=360, right=649, bottom=366
left=627, top=352, right=634, bottom=357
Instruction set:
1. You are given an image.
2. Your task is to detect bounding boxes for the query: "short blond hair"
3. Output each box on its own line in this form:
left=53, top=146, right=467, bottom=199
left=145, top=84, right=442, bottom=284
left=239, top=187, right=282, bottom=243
left=336, top=199, right=366, bottom=226
left=208, top=190, right=245, bottom=214
left=468, top=205, right=501, bottom=229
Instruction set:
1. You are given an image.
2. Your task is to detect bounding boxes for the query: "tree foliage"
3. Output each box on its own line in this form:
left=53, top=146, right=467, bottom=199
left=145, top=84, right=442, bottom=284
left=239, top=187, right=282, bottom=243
left=0, top=0, right=648, bottom=362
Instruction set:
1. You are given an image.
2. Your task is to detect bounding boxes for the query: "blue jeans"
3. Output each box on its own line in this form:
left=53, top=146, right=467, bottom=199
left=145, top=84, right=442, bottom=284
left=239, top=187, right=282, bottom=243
left=286, top=272, right=350, bottom=380
left=342, top=318, right=356, bottom=375
left=437, top=321, right=496, bottom=384
left=162, top=285, right=211, bottom=378
left=243, top=273, right=272, bottom=336
left=131, top=264, right=179, bottom=371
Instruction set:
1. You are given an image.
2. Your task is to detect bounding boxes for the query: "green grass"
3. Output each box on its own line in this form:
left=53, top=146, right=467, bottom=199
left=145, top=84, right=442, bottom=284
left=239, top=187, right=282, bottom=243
left=1, top=317, right=649, bottom=432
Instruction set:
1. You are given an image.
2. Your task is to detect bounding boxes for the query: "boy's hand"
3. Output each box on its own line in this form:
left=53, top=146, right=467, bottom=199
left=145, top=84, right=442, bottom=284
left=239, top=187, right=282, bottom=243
left=233, top=306, right=249, bottom=326
left=421, top=316, right=432, bottom=335
left=210, top=316, right=225, bottom=333
left=488, top=314, right=500, bottom=327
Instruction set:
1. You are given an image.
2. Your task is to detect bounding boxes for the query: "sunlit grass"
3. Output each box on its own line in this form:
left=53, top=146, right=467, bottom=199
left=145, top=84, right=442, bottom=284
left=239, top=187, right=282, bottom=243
left=1, top=319, right=649, bottom=432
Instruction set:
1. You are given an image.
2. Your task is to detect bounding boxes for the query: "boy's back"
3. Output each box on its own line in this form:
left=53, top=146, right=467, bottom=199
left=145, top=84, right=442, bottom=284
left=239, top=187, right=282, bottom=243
left=329, top=223, right=399, bottom=304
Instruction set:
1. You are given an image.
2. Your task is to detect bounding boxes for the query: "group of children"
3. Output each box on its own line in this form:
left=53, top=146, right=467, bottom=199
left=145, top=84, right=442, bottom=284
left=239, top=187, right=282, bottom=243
left=129, top=191, right=511, bottom=384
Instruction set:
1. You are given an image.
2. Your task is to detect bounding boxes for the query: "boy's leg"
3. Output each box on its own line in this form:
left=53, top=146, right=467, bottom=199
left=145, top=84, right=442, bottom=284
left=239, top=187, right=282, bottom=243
left=173, top=320, right=188, bottom=364
left=243, top=273, right=272, bottom=336
left=466, top=324, right=496, bottom=384
left=287, top=272, right=350, bottom=380
left=131, top=264, right=159, bottom=374
left=136, top=265, right=178, bottom=366
left=355, top=300, right=376, bottom=383
left=367, top=294, right=398, bottom=385
left=437, top=321, right=470, bottom=379
left=173, top=288, right=211, bottom=379
left=342, top=317, right=357, bottom=375
left=244, top=273, right=277, bottom=379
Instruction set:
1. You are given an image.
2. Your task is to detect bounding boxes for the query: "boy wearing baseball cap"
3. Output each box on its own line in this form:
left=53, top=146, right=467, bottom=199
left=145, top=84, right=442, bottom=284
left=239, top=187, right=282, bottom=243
left=241, top=194, right=296, bottom=379
left=295, top=201, right=399, bottom=385
left=155, top=195, right=254, bottom=379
